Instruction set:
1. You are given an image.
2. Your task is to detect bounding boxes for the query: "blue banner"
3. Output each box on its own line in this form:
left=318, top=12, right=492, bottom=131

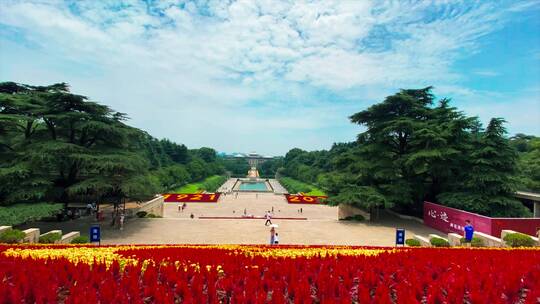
left=90, top=225, right=100, bottom=242
left=396, top=228, right=405, bottom=246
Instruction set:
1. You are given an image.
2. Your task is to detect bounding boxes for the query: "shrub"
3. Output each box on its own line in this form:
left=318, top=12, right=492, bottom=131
left=342, top=214, right=365, bottom=221
left=39, top=232, right=61, bottom=244
left=430, top=237, right=450, bottom=247
left=278, top=177, right=312, bottom=194
left=145, top=213, right=162, bottom=218
left=0, top=229, right=26, bottom=244
left=503, top=233, right=536, bottom=247
left=71, top=236, right=89, bottom=244
left=136, top=211, right=147, bottom=218
left=460, top=237, right=484, bottom=247
left=0, top=203, right=63, bottom=226
left=202, top=175, right=228, bottom=192
left=405, top=238, right=421, bottom=247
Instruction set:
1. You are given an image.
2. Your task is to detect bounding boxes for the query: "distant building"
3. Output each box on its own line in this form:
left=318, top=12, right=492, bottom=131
left=233, top=151, right=273, bottom=168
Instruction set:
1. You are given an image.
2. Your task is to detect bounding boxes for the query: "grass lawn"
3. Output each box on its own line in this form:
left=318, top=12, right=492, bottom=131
left=279, top=177, right=327, bottom=196
left=171, top=175, right=226, bottom=193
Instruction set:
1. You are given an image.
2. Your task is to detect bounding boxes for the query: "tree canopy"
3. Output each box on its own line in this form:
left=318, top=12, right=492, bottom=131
left=0, top=82, right=223, bottom=207
left=280, top=87, right=534, bottom=217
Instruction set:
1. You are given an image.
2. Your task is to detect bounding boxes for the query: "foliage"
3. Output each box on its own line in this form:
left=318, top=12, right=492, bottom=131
left=430, top=237, right=450, bottom=247
left=0, top=203, right=63, bottom=226
left=0, top=81, right=225, bottom=208
left=38, top=232, right=61, bottom=244
left=172, top=175, right=226, bottom=193
left=145, top=213, right=162, bottom=218
left=278, top=177, right=326, bottom=196
left=136, top=211, right=147, bottom=218
left=70, top=236, right=89, bottom=244
left=221, top=158, right=251, bottom=177
left=202, top=175, right=228, bottom=192
left=503, top=233, right=536, bottom=247
left=510, top=135, right=540, bottom=192
left=0, top=229, right=25, bottom=244
left=405, top=238, right=421, bottom=247
left=281, top=88, right=530, bottom=218
left=459, top=237, right=485, bottom=247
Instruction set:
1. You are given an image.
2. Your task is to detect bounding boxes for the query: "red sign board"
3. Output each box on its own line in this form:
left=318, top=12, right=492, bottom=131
left=163, top=193, right=220, bottom=203
left=285, top=194, right=327, bottom=205
left=424, top=201, right=540, bottom=237
left=424, top=201, right=492, bottom=236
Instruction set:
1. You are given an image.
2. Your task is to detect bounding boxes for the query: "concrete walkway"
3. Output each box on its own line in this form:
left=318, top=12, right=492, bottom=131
left=100, top=191, right=439, bottom=246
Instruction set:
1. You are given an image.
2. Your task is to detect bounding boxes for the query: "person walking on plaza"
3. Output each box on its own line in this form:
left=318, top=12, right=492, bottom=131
left=274, top=233, right=279, bottom=245
left=463, top=220, right=474, bottom=247
left=264, top=211, right=272, bottom=226
left=269, top=227, right=275, bottom=245
left=119, top=213, right=125, bottom=231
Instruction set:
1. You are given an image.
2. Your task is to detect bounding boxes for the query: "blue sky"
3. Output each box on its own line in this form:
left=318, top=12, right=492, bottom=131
left=1, top=0, right=539, bottom=156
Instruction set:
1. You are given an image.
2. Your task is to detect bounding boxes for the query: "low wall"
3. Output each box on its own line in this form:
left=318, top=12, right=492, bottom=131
left=474, top=231, right=503, bottom=247
left=424, top=201, right=540, bottom=237
left=60, top=231, right=80, bottom=244
left=414, top=235, right=430, bottom=246
left=0, top=226, right=12, bottom=235
left=448, top=233, right=462, bottom=246
left=338, top=204, right=371, bottom=221
left=129, top=196, right=164, bottom=217
left=23, top=228, right=40, bottom=243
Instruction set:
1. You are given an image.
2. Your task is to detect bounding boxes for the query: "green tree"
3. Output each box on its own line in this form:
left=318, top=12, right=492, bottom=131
left=0, top=82, right=159, bottom=206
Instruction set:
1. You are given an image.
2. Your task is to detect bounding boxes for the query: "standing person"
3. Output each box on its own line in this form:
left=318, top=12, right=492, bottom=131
left=269, top=227, right=275, bottom=245
left=463, top=220, right=474, bottom=247
left=86, top=203, right=93, bottom=215
left=182, top=203, right=187, bottom=212
left=119, top=213, right=125, bottom=231
left=264, top=211, right=272, bottom=226
left=274, top=233, right=279, bottom=245
left=300, top=208, right=303, bottom=214
left=178, top=204, right=182, bottom=213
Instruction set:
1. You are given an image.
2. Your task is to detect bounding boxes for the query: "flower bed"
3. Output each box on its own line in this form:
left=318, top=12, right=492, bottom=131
left=1, top=244, right=539, bottom=303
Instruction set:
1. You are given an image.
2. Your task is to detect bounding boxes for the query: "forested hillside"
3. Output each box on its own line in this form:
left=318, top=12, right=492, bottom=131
left=0, top=82, right=223, bottom=207
left=280, top=87, right=538, bottom=218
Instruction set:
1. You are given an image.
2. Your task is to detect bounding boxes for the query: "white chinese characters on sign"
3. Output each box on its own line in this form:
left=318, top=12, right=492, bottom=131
left=428, top=209, right=437, bottom=218
left=439, top=212, right=449, bottom=223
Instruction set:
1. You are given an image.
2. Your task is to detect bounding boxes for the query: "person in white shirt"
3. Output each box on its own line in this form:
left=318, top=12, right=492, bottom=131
left=264, top=211, right=272, bottom=226
left=274, top=233, right=279, bottom=245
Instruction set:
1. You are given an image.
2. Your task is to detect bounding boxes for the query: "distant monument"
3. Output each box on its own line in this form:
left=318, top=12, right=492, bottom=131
left=247, top=167, right=259, bottom=180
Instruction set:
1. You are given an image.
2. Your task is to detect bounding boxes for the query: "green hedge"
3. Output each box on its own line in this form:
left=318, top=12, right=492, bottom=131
left=503, top=233, right=536, bottom=247
left=172, top=175, right=227, bottom=193
left=71, top=236, right=89, bottom=244
left=202, top=175, right=228, bottom=192
left=0, top=203, right=63, bottom=226
left=0, top=229, right=25, bottom=244
left=460, top=237, right=485, bottom=247
left=278, top=177, right=326, bottom=196
left=405, top=238, right=421, bottom=247
left=39, top=232, right=61, bottom=244
left=430, top=237, right=450, bottom=247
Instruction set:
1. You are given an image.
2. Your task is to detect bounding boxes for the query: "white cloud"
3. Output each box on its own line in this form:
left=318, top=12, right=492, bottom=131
left=0, top=0, right=538, bottom=154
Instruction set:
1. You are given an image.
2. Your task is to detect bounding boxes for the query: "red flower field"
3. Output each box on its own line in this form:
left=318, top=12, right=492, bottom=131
left=1, top=244, right=539, bottom=303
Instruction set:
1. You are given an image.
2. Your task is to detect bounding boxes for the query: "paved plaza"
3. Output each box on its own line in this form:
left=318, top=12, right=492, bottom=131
left=19, top=179, right=440, bottom=246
